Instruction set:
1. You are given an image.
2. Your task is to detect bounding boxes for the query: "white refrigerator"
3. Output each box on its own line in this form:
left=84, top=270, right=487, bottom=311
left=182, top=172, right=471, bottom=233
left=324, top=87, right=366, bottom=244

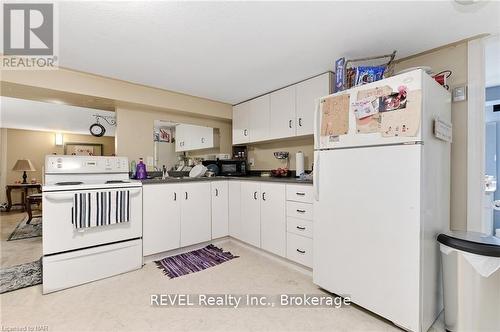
left=313, top=69, right=451, bottom=332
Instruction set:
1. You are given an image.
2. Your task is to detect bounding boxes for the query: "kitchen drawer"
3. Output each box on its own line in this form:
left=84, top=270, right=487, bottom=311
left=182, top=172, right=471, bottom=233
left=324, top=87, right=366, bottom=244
left=286, top=185, right=313, bottom=203
left=286, top=233, right=313, bottom=268
left=287, top=217, right=313, bottom=239
left=286, top=201, right=313, bottom=221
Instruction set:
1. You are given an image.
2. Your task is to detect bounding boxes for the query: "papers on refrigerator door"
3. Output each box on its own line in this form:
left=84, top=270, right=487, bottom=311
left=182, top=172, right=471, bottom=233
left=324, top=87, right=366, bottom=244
left=353, top=98, right=379, bottom=119
left=433, top=118, right=452, bottom=142
left=321, top=94, right=350, bottom=138
left=380, top=90, right=421, bottom=137
left=355, top=86, right=392, bottom=134
left=353, top=85, right=422, bottom=137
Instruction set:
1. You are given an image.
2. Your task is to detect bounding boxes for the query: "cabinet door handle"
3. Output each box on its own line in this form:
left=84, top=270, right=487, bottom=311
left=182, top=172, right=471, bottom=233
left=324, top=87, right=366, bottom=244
left=262, top=192, right=266, bottom=201
left=296, top=226, right=306, bottom=230
left=244, top=129, right=248, bottom=136
left=201, top=137, right=205, bottom=143
left=253, top=191, right=257, bottom=200
left=296, top=192, right=306, bottom=196
left=289, top=120, right=292, bottom=128
left=296, top=209, right=306, bottom=213
left=215, top=188, right=219, bottom=197
left=296, top=249, right=306, bottom=254
left=185, top=192, right=188, bottom=200
left=174, top=192, right=177, bottom=201
left=298, top=118, right=302, bottom=127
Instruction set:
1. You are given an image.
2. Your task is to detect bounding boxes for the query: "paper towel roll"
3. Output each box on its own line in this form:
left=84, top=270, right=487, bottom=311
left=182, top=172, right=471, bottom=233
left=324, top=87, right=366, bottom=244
left=296, top=151, right=304, bottom=177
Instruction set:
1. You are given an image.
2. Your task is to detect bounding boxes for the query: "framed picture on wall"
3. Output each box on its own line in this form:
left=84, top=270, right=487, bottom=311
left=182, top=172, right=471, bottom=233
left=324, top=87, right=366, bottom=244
left=64, top=143, right=103, bottom=156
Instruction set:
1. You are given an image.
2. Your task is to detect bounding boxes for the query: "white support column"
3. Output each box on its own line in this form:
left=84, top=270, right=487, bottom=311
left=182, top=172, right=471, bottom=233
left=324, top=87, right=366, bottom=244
left=467, top=38, right=486, bottom=232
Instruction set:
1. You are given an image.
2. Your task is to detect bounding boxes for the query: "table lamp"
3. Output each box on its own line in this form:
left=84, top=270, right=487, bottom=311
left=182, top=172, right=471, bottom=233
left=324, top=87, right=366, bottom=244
left=12, top=159, right=36, bottom=184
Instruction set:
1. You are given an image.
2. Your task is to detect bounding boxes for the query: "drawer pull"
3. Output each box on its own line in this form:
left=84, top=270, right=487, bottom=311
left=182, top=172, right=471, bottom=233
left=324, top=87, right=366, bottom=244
left=296, top=226, right=306, bottom=230
left=296, top=209, right=306, bottom=213
left=296, top=249, right=306, bottom=254
left=296, top=192, right=306, bottom=196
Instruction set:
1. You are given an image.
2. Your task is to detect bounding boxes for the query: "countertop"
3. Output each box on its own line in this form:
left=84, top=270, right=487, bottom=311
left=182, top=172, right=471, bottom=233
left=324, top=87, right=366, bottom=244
left=140, top=175, right=313, bottom=185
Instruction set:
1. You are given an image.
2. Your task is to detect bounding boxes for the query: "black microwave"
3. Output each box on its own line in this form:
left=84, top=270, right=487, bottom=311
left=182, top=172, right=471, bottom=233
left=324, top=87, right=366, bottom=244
left=203, top=159, right=247, bottom=177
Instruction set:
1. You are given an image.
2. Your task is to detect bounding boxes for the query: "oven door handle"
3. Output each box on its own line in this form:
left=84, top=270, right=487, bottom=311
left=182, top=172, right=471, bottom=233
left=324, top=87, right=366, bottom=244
left=44, top=188, right=142, bottom=201
left=44, top=194, right=74, bottom=201
left=127, top=189, right=142, bottom=196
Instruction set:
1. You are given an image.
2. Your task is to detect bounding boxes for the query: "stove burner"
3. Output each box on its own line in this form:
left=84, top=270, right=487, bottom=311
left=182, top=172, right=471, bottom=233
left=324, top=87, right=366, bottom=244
left=55, top=181, right=84, bottom=186
left=105, top=180, right=130, bottom=184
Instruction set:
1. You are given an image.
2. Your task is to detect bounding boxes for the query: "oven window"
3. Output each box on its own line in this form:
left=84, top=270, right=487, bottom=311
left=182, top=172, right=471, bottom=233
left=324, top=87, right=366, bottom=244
left=221, top=164, right=237, bottom=173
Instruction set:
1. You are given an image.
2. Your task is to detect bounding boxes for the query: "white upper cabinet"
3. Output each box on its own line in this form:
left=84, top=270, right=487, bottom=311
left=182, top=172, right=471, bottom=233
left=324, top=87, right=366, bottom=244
left=269, top=85, right=296, bottom=139
left=296, top=73, right=331, bottom=136
left=232, top=73, right=331, bottom=145
left=232, top=102, right=250, bottom=145
left=175, top=124, right=217, bottom=152
left=248, top=95, right=270, bottom=142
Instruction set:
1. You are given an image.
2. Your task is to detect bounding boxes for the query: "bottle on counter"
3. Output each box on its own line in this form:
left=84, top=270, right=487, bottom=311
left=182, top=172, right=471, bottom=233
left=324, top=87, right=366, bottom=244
left=162, top=165, right=168, bottom=179
left=130, top=160, right=137, bottom=178
left=135, top=158, right=148, bottom=180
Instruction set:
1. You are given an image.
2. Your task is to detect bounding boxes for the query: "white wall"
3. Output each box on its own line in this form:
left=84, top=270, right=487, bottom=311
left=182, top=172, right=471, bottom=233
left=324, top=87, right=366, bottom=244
left=0, top=97, right=116, bottom=136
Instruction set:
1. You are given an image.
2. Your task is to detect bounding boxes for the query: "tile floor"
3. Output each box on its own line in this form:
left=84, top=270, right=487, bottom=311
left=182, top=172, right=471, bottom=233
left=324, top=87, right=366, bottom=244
left=1, top=237, right=446, bottom=332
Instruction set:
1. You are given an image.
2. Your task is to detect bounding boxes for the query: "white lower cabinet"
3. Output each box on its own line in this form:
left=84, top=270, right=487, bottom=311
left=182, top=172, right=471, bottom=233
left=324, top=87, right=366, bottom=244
left=260, top=183, right=286, bottom=257
left=287, top=217, right=313, bottom=238
left=240, top=181, right=262, bottom=247
left=143, top=184, right=181, bottom=256
left=235, top=182, right=287, bottom=257
left=285, top=184, right=313, bottom=268
left=286, top=233, right=313, bottom=268
left=228, top=181, right=242, bottom=239
left=211, top=181, right=229, bottom=239
left=143, top=180, right=313, bottom=268
left=143, top=182, right=211, bottom=256
left=180, top=182, right=211, bottom=247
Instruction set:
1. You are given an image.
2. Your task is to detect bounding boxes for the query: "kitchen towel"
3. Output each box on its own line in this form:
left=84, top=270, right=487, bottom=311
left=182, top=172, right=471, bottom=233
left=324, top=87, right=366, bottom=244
left=72, top=190, right=130, bottom=229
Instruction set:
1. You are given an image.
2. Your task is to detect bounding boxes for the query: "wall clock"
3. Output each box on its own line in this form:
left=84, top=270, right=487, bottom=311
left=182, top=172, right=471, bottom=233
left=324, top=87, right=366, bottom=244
left=89, top=122, right=106, bottom=137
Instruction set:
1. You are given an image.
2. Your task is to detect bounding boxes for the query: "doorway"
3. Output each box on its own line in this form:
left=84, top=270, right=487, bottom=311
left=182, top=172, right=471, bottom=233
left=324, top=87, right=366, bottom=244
left=484, top=35, right=500, bottom=236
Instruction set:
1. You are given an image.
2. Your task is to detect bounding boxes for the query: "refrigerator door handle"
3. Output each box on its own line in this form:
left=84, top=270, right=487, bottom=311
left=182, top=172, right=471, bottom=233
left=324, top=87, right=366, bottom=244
left=313, top=152, right=319, bottom=201
left=313, top=99, right=321, bottom=150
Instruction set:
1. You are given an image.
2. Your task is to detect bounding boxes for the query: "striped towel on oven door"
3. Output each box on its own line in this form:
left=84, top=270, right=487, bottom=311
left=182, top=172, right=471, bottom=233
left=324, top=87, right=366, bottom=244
left=72, top=190, right=130, bottom=229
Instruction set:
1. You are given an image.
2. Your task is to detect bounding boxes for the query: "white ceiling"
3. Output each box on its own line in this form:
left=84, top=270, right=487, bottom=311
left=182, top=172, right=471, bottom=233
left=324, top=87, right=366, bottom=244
left=54, top=1, right=500, bottom=104
left=0, top=97, right=116, bottom=136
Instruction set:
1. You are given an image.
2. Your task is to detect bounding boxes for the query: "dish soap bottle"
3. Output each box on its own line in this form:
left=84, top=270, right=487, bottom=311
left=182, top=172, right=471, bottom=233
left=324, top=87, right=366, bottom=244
left=135, top=158, right=147, bottom=180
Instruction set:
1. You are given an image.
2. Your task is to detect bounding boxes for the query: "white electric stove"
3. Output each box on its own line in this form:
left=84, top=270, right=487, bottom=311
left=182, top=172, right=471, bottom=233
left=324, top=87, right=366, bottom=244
left=42, top=155, right=143, bottom=294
